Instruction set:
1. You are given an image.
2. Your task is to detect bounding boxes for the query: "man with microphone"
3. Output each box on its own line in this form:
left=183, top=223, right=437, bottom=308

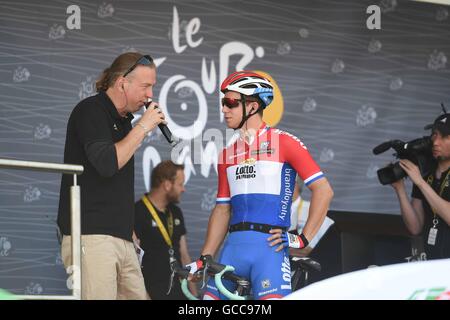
left=58, top=53, right=166, bottom=299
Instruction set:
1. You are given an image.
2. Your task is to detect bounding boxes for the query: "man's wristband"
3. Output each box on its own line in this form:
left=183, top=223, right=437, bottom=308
left=299, top=233, right=309, bottom=248
left=137, top=122, right=149, bottom=134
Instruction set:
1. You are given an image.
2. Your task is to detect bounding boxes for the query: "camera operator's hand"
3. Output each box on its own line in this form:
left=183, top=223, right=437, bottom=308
left=399, top=159, right=425, bottom=187
left=391, top=178, right=406, bottom=192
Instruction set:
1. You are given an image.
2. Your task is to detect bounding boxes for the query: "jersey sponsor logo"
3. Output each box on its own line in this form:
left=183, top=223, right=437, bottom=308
left=257, top=287, right=278, bottom=297
left=206, top=284, right=219, bottom=292
left=281, top=255, right=291, bottom=286
left=279, top=168, right=294, bottom=221
left=260, top=141, right=270, bottom=149
left=240, top=158, right=256, bottom=165
left=235, top=164, right=256, bottom=180
left=251, top=148, right=275, bottom=155
left=228, top=151, right=247, bottom=160
left=261, top=279, right=271, bottom=289
left=252, top=141, right=275, bottom=156
left=249, top=141, right=275, bottom=155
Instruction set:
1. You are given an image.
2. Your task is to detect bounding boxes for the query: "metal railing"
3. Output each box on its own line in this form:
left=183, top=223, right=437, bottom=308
left=0, top=158, right=83, bottom=300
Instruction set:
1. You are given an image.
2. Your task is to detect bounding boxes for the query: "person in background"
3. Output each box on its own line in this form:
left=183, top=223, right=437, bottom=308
left=134, top=160, right=198, bottom=299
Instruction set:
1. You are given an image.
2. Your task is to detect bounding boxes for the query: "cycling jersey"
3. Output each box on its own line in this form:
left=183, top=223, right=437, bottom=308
left=216, top=122, right=324, bottom=228
left=204, top=122, right=325, bottom=300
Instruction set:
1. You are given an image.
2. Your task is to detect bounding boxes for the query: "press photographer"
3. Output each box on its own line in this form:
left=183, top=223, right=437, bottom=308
left=378, top=112, right=450, bottom=260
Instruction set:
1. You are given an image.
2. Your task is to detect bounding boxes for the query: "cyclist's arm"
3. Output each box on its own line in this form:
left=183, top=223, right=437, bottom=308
left=281, top=132, right=334, bottom=243
left=302, top=178, right=333, bottom=242
left=201, top=204, right=231, bottom=257
left=201, top=148, right=232, bottom=257
left=289, top=247, right=312, bottom=257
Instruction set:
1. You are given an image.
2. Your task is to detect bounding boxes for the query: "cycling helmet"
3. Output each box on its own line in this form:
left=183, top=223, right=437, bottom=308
left=220, top=71, right=274, bottom=109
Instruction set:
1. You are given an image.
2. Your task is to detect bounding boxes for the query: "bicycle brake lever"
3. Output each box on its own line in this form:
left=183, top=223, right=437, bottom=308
left=200, top=261, right=210, bottom=289
left=166, top=271, right=175, bottom=295
left=166, top=260, right=178, bottom=295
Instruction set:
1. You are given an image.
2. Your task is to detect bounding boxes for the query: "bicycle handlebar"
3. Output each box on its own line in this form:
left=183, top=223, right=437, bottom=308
left=172, top=256, right=321, bottom=300
left=171, top=258, right=250, bottom=300
left=180, top=279, right=199, bottom=300
left=214, top=265, right=247, bottom=300
left=170, top=263, right=199, bottom=300
left=203, top=259, right=250, bottom=300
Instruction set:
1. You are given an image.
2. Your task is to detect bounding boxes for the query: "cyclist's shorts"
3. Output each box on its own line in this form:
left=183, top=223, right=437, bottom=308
left=203, top=231, right=292, bottom=300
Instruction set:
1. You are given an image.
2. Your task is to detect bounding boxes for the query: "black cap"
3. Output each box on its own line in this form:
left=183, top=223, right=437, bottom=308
left=424, top=113, right=450, bottom=136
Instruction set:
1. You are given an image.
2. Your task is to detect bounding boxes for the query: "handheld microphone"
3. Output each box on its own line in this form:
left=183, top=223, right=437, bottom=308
left=144, top=99, right=180, bottom=147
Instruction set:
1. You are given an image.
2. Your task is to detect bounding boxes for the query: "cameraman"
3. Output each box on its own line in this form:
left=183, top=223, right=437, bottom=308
left=391, top=113, right=450, bottom=260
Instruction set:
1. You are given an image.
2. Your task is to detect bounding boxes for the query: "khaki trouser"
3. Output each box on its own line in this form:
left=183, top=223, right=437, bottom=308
left=61, top=234, right=148, bottom=300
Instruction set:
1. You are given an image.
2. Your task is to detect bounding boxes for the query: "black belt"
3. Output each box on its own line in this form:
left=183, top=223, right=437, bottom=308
left=229, top=222, right=287, bottom=234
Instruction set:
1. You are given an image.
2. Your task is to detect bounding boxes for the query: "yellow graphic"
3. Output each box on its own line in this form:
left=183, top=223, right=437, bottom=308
left=254, top=70, right=284, bottom=127
left=240, top=158, right=256, bottom=165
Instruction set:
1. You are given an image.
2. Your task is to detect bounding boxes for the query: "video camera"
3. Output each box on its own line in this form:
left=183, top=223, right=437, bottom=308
left=372, top=136, right=432, bottom=185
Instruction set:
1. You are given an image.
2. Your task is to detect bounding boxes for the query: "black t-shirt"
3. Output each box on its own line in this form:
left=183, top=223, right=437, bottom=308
left=411, top=167, right=450, bottom=260
left=57, top=91, right=135, bottom=241
left=134, top=197, right=187, bottom=299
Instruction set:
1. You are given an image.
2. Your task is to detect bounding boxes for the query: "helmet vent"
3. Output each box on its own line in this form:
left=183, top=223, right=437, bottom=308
left=231, top=78, right=246, bottom=84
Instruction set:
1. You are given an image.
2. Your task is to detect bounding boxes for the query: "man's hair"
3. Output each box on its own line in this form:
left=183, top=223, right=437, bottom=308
left=95, top=52, right=155, bottom=92
left=151, top=160, right=185, bottom=189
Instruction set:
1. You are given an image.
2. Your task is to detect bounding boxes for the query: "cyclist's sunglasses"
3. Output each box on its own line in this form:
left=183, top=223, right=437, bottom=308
left=221, top=97, right=243, bottom=109
left=123, top=55, right=154, bottom=77
left=222, top=97, right=259, bottom=109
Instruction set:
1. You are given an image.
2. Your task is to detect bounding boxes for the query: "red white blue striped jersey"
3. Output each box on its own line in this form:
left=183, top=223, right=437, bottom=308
left=216, top=123, right=324, bottom=227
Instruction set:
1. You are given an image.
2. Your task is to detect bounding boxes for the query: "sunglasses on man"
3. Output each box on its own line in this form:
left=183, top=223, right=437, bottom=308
left=221, top=97, right=259, bottom=109
left=221, top=97, right=243, bottom=109
left=123, top=55, right=154, bottom=77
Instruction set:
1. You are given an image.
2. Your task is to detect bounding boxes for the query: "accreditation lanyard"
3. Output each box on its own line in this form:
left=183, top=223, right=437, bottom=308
left=142, top=196, right=174, bottom=256
left=425, top=170, right=450, bottom=245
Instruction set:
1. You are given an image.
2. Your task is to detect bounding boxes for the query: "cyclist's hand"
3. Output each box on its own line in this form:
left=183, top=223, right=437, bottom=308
left=185, top=259, right=204, bottom=276
left=268, top=230, right=309, bottom=252
left=188, top=273, right=203, bottom=282
left=267, top=228, right=286, bottom=252
left=185, top=254, right=212, bottom=281
left=282, top=231, right=309, bottom=249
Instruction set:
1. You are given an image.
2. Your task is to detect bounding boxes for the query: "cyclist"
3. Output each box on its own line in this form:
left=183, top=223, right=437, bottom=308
left=187, top=71, right=334, bottom=300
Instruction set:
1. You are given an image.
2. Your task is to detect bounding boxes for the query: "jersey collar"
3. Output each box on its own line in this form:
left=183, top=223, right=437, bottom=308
left=239, top=122, right=269, bottom=145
